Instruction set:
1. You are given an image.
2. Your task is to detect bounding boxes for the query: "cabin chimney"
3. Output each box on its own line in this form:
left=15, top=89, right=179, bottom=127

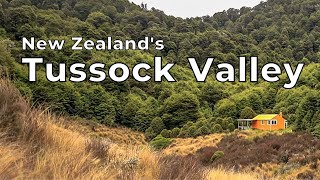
left=280, top=112, right=283, bottom=117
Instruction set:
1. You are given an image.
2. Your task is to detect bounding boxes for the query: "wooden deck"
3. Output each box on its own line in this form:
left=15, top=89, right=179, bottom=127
left=237, top=119, right=253, bottom=130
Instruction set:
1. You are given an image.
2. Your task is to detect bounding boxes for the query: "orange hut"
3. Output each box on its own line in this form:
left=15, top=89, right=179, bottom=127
left=237, top=113, right=287, bottom=131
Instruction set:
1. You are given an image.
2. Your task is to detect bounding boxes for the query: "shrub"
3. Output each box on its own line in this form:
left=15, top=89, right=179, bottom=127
left=210, top=151, right=225, bottom=162
left=195, top=119, right=206, bottom=129
left=197, top=126, right=210, bottom=136
left=160, top=129, right=171, bottom=138
left=178, top=128, right=188, bottom=138
left=185, top=121, right=195, bottom=128
left=240, top=107, right=256, bottom=119
left=227, top=123, right=235, bottom=132
left=187, top=126, right=197, bottom=137
left=212, top=124, right=223, bottom=133
left=312, top=124, right=320, bottom=138
left=150, top=135, right=172, bottom=150
left=195, top=133, right=320, bottom=169
left=145, top=127, right=157, bottom=140
left=221, top=119, right=230, bottom=130
left=171, top=128, right=180, bottom=138
left=150, top=117, right=165, bottom=134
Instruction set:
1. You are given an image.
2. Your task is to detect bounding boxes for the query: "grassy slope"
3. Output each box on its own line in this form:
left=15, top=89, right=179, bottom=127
left=0, top=79, right=258, bottom=179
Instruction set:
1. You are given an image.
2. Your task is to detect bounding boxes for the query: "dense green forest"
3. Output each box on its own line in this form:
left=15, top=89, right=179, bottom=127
left=0, top=0, right=319, bottom=139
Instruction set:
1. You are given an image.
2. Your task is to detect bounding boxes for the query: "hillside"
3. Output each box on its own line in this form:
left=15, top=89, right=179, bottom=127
left=0, top=78, right=262, bottom=179
left=0, top=0, right=319, bottom=139
left=0, top=0, right=320, bottom=179
left=2, top=78, right=320, bottom=179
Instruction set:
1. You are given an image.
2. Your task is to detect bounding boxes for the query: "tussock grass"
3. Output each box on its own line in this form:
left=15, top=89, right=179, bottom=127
left=0, top=79, right=259, bottom=179
left=0, top=79, right=117, bottom=179
left=205, top=169, right=259, bottom=180
left=66, top=118, right=147, bottom=146
left=163, top=134, right=224, bottom=156
left=0, top=79, right=160, bottom=179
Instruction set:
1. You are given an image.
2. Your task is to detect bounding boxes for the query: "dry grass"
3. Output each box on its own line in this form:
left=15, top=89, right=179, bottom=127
left=66, top=118, right=147, bottom=146
left=205, top=169, right=259, bottom=180
left=163, top=134, right=225, bottom=156
left=0, top=79, right=262, bottom=179
left=236, top=129, right=293, bottom=140
left=0, top=79, right=158, bottom=179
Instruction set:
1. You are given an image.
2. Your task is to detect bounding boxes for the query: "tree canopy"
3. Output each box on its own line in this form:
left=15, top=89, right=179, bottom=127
left=0, top=0, right=319, bottom=138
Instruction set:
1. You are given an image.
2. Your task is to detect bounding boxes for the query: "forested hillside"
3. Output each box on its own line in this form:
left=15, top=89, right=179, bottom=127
left=0, top=0, right=320, bottom=139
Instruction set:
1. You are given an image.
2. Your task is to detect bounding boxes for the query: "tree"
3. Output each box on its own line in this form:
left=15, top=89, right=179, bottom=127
left=240, top=107, right=256, bottom=119
left=201, top=82, right=226, bottom=108
left=212, top=124, right=223, bottom=133
left=187, top=126, right=197, bottom=137
left=197, top=126, right=211, bottom=136
left=227, top=123, right=235, bottom=132
left=214, top=100, right=237, bottom=118
left=294, top=92, right=320, bottom=131
left=145, top=127, right=157, bottom=140
left=1, top=0, right=319, bottom=141
left=149, top=117, right=165, bottom=135
left=312, top=124, right=320, bottom=138
left=86, top=11, right=111, bottom=28
left=162, top=91, right=200, bottom=129
left=160, top=129, right=171, bottom=138
left=171, top=128, right=180, bottom=138
left=120, top=94, right=143, bottom=127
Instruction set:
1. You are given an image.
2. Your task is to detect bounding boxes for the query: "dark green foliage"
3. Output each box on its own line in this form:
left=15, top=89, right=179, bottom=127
left=227, top=123, right=235, bottom=132
left=294, top=91, right=320, bottom=131
left=197, top=126, right=210, bottom=136
left=212, top=124, right=223, bottom=133
left=200, top=82, right=226, bottom=108
left=145, top=127, right=157, bottom=140
left=0, top=0, right=319, bottom=137
left=150, top=135, right=172, bottom=150
left=312, top=125, right=320, bottom=138
left=160, top=129, right=171, bottom=138
left=150, top=117, right=165, bottom=134
left=162, top=92, right=200, bottom=129
left=240, top=107, right=256, bottom=119
left=171, top=128, right=180, bottom=138
left=187, top=126, right=197, bottom=138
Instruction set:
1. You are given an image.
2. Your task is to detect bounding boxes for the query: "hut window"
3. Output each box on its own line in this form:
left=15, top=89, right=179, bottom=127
left=271, top=120, right=277, bottom=125
left=261, top=120, right=264, bottom=125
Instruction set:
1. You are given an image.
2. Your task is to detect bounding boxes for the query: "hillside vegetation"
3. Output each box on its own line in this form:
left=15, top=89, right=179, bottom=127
left=0, top=0, right=319, bottom=139
left=2, top=77, right=319, bottom=178
left=0, top=79, right=261, bottom=179
left=0, top=0, right=320, bottom=178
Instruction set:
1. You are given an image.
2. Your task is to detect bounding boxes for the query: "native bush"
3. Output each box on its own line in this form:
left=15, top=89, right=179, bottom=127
left=149, top=135, right=172, bottom=150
